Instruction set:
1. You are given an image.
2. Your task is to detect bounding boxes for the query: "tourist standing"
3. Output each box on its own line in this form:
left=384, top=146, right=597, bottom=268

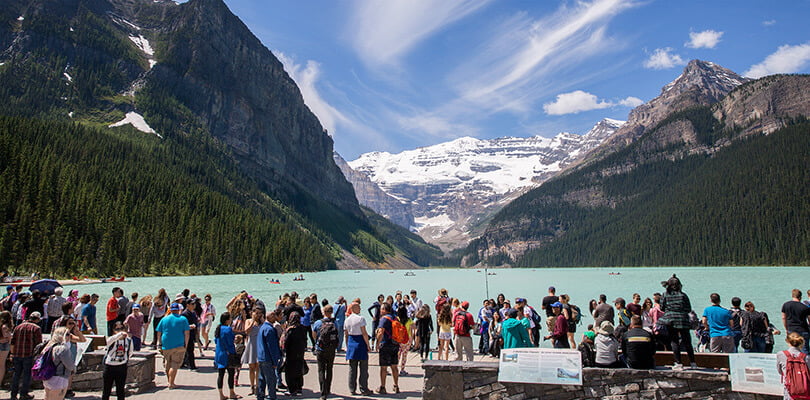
left=102, top=322, right=133, bottom=400
left=106, top=288, right=122, bottom=336
left=730, top=297, right=744, bottom=351
left=0, top=311, right=11, bottom=387
left=45, top=287, right=66, bottom=334
left=702, top=293, right=735, bottom=353
left=781, top=289, right=810, bottom=355
left=741, top=301, right=770, bottom=353
left=333, top=296, right=346, bottom=352
left=614, top=297, right=632, bottom=340
left=437, top=304, right=453, bottom=360
left=242, top=308, right=263, bottom=395
left=257, top=310, right=282, bottom=400
left=622, top=316, right=656, bottom=369
left=489, top=311, right=504, bottom=356
left=368, top=294, right=383, bottom=348
left=149, top=290, right=168, bottom=349
left=79, top=294, right=98, bottom=334
left=501, top=309, right=531, bottom=349
left=478, top=299, right=492, bottom=355
left=776, top=332, right=810, bottom=400
left=313, top=305, right=338, bottom=400
left=593, top=294, right=615, bottom=328
left=181, top=299, right=199, bottom=370
left=116, top=291, right=129, bottom=325
left=415, top=305, right=433, bottom=360
left=376, top=302, right=400, bottom=394
left=24, top=290, right=46, bottom=330
left=43, top=326, right=76, bottom=400
left=214, top=312, right=240, bottom=400
left=660, top=274, right=696, bottom=370
left=345, top=302, right=372, bottom=396
left=201, top=294, right=216, bottom=350
left=282, top=311, right=308, bottom=396
left=124, top=304, right=144, bottom=351
left=560, top=294, right=578, bottom=348
left=453, top=301, right=475, bottom=361
left=541, top=287, right=559, bottom=342
left=156, top=302, right=190, bottom=389
left=545, top=302, right=569, bottom=348
left=10, top=311, right=42, bottom=400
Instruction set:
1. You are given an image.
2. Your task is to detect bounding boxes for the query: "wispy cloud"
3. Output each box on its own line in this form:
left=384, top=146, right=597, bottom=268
left=762, top=19, right=776, bottom=27
left=744, top=42, right=810, bottom=78
left=397, top=113, right=479, bottom=138
left=643, top=47, right=686, bottom=69
left=277, top=52, right=351, bottom=136
left=349, top=0, right=491, bottom=68
left=543, top=90, right=642, bottom=115
left=456, top=0, right=636, bottom=107
left=686, top=30, right=723, bottom=49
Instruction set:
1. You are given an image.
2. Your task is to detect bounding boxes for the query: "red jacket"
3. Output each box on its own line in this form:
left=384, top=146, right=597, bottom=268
left=552, top=314, right=568, bottom=340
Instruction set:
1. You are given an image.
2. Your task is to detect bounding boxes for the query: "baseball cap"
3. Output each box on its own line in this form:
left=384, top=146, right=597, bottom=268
left=551, top=302, right=563, bottom=308
left=461, top=301, right=470, bottom=309
left=132, top=304, right=140, bottom=309
left=170, top=302, right=182, bottom=311
left=515, top=298, right=526, bottom=303
left=5, top=285, right=12, bottom=291
left=584, top=331, right=596, bottom=341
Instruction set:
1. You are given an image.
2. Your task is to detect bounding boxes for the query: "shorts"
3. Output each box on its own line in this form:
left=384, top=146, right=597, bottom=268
left=378, top=343, right=399, bottom=367
left=0, top=342, right=9, bottom=351
left=546, top=316, right=556, bottom=333
left=162, top=346, right=186, bottom=370
left=438, top=331, right=452, bottom=341
left=568, top=323, right=577, bottom=333
left=43, top=375, right=70, bottom=390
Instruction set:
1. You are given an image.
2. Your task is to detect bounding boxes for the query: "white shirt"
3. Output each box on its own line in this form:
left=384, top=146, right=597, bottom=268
left=344, top=313, right=366, bottom=336
left=411, top=296, right=423, bottom=311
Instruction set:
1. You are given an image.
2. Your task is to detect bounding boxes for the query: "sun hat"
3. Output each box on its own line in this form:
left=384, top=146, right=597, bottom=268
left=596, top=320, right=614, bottom=335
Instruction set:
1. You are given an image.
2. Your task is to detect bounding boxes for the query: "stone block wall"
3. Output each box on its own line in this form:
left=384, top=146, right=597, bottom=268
left=422, top=361, right=781, bottom=400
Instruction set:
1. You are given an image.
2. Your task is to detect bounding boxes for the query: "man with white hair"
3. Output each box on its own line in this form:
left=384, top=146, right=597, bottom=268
left=46, top=287, right=66, bottom=334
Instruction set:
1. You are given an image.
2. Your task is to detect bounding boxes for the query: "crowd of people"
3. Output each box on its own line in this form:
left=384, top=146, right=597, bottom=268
left=0, top=274, right=809, bottom=399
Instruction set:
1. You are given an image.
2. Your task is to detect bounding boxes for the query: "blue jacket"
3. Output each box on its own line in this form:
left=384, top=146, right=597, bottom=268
left=334, top=304, right=346, bottom=328
left=258, top=321, right=282, bottom=366
left=214, top=325, right=236, bottom=369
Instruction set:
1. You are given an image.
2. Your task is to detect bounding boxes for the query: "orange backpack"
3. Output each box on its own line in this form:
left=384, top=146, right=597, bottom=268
left=384, top=316, right=409, bottom=344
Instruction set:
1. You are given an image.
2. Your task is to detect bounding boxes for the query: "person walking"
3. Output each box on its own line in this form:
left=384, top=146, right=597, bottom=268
left=156, top=302, right=190, bottom=389
left=376, top=302, right=400, bottom=394
left=702, top=293, right=735, bottom=353
left=10, top=312, right=42, bottom=400
left=257, top=310, right=282, bottom=400
left=782, top=289, right=810, bottom=355
left=345, top=302, right=372, bottom=396
left=102, top=322, right=133, bottom=400
left=660, top=274, right=696, bottom=370
left=313, top=305, right=339, bottom=400
left=214, top=312, right=241, bottom=400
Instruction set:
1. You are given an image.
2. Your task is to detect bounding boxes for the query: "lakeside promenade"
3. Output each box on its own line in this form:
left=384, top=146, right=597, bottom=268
left=25, top=347, right=492, bottom=400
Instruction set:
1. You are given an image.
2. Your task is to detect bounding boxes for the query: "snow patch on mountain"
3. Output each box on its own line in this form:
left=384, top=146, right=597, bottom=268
left=109, top=112, right=162, bottom=138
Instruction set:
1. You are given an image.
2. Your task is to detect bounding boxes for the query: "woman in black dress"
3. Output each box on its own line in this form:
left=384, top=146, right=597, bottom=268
left=282, top=311, right=309, bottom=396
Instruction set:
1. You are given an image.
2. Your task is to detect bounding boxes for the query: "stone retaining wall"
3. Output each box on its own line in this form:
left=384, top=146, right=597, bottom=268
left=422, top=361, right=781, bottom=400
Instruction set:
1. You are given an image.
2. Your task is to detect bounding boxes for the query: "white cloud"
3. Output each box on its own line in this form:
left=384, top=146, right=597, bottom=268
left=397, top=113, right=479, bottom=139
left=686, top=30, right=723, bottom=49
left=762, top=20, right=776, bottom=27
left=276, top=52, right=350, bottom=136
left=744, top=42, right=810, bottom=78
left=643, top=47, right=686, bottom=70
left=349, top=0, right=491, bottom=68
left=543, top=90, right=643, bottom=115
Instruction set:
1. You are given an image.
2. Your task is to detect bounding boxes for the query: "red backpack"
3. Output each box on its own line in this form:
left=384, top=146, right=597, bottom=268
left=435, top=296, right=448, bottom=313
left=383, top=316, right=409, bottom=344
left=453, top=310, right=471, bottom=335
left=783, top=350, right=810, bottom=400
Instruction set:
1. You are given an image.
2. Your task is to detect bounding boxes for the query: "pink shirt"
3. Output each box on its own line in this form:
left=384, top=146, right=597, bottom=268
left=124, top=313, right=144, bottom=338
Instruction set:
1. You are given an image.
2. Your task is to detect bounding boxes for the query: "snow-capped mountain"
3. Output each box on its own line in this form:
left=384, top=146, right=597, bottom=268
left=348, top=118, right=624, bottom=249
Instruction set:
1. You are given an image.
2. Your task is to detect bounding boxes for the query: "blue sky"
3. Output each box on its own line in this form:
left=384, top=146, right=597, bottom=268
left=223, top=0, right=810, bottom=160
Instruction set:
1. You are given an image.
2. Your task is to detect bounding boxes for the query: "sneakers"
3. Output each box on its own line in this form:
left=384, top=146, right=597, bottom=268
left=672, top=362, right=684, bottom=371
left=690, top=362, right=698, bottom=369
left=360, top=389, right=374, bottom=396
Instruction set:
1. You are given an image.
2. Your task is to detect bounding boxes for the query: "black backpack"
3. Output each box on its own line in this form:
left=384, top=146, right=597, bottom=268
left=316, top=318, right=339, bottom=351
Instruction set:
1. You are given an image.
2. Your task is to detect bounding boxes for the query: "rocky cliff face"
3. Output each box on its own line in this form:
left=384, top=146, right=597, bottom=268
left=334, top=153, right=415, bottom=228
left=715, top=74, right=810, bottom=136
left=348, top=119, right=623, bottom=249
left=588, top=60, right=750, bottom=160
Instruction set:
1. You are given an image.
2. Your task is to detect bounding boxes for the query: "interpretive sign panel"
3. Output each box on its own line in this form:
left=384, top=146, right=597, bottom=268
left=498, top=348, right=582, bottom=385
left=729, top=353, right=782, bottom=396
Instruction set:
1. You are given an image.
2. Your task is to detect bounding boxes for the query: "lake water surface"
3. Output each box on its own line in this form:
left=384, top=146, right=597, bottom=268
left=84, top=266, right=804, bottom=352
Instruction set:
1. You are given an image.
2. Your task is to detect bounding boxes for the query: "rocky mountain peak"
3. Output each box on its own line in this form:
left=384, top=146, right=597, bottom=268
left=661, top=59, right=749, bottom=101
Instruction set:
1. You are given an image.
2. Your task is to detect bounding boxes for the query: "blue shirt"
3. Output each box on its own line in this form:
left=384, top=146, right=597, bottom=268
left=257, top=321, right=281, bottom=366
left=81, top=303, right=97, bottom=331
left=156, top=313, right=190, bottom=350
left=378, top=314, right=395, bottom=346
left=334, top=304, right=346, bottom=328
left=301, top=306, right=312, bottom=327
left=703, top=305, right=733, bottom=337
left=214, top=325, right=236, bottom=369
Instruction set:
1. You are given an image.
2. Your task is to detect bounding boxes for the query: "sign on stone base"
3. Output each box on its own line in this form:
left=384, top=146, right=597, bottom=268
left=498, top=348, right=582, bottom=385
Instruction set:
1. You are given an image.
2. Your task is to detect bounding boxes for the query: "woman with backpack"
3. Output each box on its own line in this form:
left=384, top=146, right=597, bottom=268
left=102, top=322, right=133, bottom=400
left=560, top=294, right=578, bottom=349
left=396, top=306, right=413, bottom=375
left=437, top=304, right=453, bottom=360
left=660, top=274, right=696, bottom=370
left=41, top=326, right=75, bottom=400
left=214, top=312, right=241, bottom=400
left=741, top=301, right=770, bottom=353
left=777, top=332, right=810, bottom=400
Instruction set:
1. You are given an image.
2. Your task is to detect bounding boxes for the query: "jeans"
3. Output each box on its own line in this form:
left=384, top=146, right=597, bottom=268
left=745, top=336, right=767, bottom=353
left=317, top=350, right=336, bottom=396
left=102, top=363, right=128, bottom=400
left=11, top=356, right=34, bottom=397
left=336, top=324, right=344, bottom=351
left=732, top=331, right=743, bottom=352
left=478, top=328, right=490, bottom=355
left=257, top=361, right=278, bottom=400
left=348, top=359, right=369, bottom=393
left=454, top=335, right=474, bottom=361
left=670, top=328, right=695, bottom=364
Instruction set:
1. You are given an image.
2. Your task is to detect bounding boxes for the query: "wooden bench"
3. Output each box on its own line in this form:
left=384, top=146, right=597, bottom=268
left=653, top=351, right=729, bottom=369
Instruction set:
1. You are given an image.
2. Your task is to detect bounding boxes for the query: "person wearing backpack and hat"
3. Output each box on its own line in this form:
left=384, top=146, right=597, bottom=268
left=544, top=302, right=569, bottom=348
left=516, top=298, right=540, bottom=347
left=313, top=305, right=338, bottom=400
left=10, top=311, right=42, bottom=400
left=777, top=332, right=810, bottom=400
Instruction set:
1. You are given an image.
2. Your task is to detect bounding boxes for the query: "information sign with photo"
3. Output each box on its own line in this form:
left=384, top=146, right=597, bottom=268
left=498, top=348, right=582, bottom=386
left=729, top=353, right=782, bottom=396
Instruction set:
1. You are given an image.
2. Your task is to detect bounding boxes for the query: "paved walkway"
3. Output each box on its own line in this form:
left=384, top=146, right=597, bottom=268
left=27, top=346, right=495, bottom=400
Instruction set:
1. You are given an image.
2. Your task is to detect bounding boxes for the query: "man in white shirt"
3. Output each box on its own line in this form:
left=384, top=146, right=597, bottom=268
left=45, top=287, right=66, bottom=334
left=409, top=290, right=423, bottom=312
left=344, top=303, right=372, bottom=396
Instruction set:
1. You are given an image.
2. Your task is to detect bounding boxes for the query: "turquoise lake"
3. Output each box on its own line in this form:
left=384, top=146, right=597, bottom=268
left=80, top=266, right=805, bottom=352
